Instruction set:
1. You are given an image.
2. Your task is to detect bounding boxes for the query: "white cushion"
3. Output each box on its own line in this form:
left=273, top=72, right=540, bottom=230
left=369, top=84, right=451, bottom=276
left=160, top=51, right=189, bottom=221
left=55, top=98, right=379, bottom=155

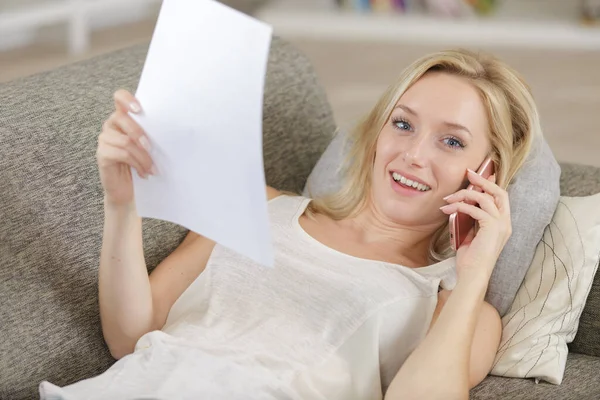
left=490, top=193, right=600, bottom=384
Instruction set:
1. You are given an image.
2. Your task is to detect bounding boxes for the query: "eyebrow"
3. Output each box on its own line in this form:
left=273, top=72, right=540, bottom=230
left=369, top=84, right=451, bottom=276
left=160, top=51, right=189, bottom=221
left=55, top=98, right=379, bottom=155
left=394, top=104, right=473, bottom=138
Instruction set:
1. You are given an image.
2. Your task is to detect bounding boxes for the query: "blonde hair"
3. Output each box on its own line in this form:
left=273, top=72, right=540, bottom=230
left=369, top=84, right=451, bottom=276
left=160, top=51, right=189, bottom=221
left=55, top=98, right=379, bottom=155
left=307, top=49, right=541, bottom=263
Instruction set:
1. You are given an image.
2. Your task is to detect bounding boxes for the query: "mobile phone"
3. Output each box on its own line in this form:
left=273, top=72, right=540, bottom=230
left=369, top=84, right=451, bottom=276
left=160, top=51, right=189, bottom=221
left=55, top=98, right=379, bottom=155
left=449, top=157, right=495, bottom=251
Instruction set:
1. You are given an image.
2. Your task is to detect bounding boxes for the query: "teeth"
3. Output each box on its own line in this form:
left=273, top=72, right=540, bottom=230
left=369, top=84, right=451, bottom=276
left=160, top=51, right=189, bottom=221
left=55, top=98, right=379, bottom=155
left=392, top=172, right=431, bottom=191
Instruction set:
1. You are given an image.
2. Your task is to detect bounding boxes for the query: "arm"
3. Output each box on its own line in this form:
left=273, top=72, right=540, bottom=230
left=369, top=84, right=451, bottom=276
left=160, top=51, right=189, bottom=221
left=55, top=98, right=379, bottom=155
left=98, top=200, right=215, bottom=360
left=384, top=275, right=491, bottom=400
left=428, top=289, right=502, bottom=389
left=98, top=200, right=152, bottom=360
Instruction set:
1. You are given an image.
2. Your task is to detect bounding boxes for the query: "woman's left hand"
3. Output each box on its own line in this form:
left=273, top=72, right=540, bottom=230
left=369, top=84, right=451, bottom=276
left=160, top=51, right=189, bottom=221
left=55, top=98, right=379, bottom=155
left=440, top=169, right=512, bottom=282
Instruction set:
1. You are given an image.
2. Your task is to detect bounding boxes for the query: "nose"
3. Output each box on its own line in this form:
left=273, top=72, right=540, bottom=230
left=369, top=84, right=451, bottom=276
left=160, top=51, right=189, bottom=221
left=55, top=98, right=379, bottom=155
left=402, top=134, right=430, bottom=167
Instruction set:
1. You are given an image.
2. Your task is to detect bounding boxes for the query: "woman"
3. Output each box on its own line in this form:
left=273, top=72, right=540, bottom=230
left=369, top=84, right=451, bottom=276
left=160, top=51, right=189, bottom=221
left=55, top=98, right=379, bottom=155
left=40, top=49, right=539, bottom=399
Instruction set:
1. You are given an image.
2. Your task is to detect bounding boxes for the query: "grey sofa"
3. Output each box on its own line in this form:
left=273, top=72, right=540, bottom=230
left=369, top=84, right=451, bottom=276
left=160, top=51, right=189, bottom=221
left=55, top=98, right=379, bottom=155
left=0, top=38, right=599, bottom=400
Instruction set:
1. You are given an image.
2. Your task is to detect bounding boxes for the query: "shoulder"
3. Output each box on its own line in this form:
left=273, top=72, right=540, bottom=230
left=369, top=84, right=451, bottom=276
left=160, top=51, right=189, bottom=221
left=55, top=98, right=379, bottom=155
left=267, top=186, right=304, bottom=202
left=266, top=186, right=282, bottom=201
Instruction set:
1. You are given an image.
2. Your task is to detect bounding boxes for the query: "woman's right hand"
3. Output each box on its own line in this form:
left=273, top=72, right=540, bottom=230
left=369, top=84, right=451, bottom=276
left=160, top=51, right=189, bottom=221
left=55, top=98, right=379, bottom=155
left=96, top=89, right=156, bottom=207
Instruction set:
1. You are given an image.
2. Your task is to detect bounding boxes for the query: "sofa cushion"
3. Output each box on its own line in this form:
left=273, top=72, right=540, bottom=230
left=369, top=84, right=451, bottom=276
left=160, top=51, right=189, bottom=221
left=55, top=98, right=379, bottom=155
left=490, top=193, right=600, bottom=384
left=558, top=163, right=600, bottom=358
left=0, top=38, right=335, bottom=399
left=471, top=353, right=600, bottom=399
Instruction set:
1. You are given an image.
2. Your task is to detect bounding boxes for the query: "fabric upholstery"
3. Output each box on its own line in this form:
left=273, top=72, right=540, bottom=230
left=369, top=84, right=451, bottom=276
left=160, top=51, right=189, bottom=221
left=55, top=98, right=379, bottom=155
left=491, top=193, right=600, bottom=384
left=560, top=163, right=600, bottom=358
left=472, top=353, right=600, bottom=399
left=0, top=37, right=335, bottom=399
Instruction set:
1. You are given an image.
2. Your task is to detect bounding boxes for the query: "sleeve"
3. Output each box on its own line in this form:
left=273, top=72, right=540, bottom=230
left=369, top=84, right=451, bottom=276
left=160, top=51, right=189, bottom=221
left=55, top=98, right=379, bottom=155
left=439, top=258, right=458, bottom=291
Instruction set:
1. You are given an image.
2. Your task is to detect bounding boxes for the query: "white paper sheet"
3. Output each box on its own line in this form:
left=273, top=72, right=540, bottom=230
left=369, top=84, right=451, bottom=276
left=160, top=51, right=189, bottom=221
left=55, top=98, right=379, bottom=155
left=130, top=0, right=274, bottom=267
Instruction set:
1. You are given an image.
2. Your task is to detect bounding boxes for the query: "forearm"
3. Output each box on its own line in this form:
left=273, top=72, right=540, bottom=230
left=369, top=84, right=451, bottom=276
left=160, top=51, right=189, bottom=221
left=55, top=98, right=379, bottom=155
left=98, top=199, right=155, bottom=358
left=385, top=274, right=489, bottom=400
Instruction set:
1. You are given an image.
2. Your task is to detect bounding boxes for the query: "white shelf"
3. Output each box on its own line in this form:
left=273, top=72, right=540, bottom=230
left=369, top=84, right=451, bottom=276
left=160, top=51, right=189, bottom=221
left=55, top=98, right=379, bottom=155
left=0, top=0, right=161, bottom=54
left=255, top=9, right=600, bottom=50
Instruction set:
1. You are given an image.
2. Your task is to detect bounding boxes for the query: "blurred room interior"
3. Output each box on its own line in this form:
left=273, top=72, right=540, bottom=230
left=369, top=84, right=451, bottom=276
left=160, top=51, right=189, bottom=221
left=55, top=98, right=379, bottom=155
left=1, top=0, right=599, bottom=167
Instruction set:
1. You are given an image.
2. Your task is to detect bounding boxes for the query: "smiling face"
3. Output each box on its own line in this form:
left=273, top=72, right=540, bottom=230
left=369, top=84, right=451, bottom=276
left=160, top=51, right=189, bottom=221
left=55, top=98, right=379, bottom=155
left=371, top=71, right=492, bottom=227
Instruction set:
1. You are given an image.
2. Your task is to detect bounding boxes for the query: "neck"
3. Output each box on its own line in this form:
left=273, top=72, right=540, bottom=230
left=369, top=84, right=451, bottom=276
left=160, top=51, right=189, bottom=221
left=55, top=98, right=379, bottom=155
left=342, top=202, right=440, bottom=268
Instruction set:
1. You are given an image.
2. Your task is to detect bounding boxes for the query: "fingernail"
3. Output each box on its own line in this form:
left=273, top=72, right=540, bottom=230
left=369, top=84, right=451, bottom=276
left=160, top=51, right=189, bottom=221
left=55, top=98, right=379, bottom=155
left=130, top=102, right=142, bottom=113
left=467, top=168, right=476, bottom=174
left=439, top=204, right=450, bottom=210
left=443, top=194, right=453, bottom=200
left=150, top=165, right=158, bottom=175
left=139, top=136, right=151, bottom=152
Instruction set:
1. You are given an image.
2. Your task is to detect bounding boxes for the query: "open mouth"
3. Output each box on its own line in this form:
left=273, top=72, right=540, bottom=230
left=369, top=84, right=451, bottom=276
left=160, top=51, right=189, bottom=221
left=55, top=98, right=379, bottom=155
left=391, top=172, right=431, bottom=192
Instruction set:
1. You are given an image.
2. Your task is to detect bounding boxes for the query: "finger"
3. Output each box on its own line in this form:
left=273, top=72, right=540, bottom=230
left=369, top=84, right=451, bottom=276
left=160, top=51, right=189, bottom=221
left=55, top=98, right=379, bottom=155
left=110, top=112, right=153, bottom=155
left=467, top=169, right=508, bottom=211
left=114, top=89, right=142, bottom=114
left=101, top=128, right=154, bottom=175
left=100, top=115, right=154, bottom=175
left=444, top=190, right=499, bottom=217
left=99, top=128, right=154, bottom=175
left=440, top=201, right=489, bottom=223
left=97, top=142, right=148, bottom=179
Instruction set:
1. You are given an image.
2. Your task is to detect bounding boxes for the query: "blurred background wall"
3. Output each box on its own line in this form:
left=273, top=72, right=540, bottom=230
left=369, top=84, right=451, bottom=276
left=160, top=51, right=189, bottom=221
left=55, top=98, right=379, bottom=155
left=1, top=0, right=599, bottom=167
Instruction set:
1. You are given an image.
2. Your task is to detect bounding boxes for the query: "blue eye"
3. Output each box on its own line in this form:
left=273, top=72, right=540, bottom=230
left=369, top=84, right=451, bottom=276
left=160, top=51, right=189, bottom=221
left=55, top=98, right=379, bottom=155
left=443, top=137, right=465, bottom=149
left=392, top=118, right=412, bottom=131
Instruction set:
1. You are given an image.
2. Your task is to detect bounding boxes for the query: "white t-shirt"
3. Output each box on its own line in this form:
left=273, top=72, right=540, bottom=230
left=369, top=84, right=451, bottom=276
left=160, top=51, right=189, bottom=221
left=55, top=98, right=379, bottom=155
left=39, top=195, right=457, bottom=400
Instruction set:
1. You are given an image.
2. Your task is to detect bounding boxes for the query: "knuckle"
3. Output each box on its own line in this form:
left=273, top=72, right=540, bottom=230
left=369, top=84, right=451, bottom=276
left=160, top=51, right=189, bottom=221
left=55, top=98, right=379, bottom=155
left=102, top=114, right=116, bottom=131
left=120, top=118, right=139, bottom=138
left=109, top=115, right=122, bottom=132
left=127, top=120, right=143, bottom=138
left=120, top=134, right=133, bottom=147
left=113, top=91, right=123, bottom=105
left=116, top=148, right=129, bottom=161
left=114, top=89, right=128, bottom=101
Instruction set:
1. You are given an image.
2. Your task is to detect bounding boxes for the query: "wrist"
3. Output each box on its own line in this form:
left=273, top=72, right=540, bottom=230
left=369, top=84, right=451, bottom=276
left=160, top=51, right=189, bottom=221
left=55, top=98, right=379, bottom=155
left=455, top=270, right=490, bottom=296
left=103, top=197, right=138, bottom=215
left=457, top=258, right=495, bottom=282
